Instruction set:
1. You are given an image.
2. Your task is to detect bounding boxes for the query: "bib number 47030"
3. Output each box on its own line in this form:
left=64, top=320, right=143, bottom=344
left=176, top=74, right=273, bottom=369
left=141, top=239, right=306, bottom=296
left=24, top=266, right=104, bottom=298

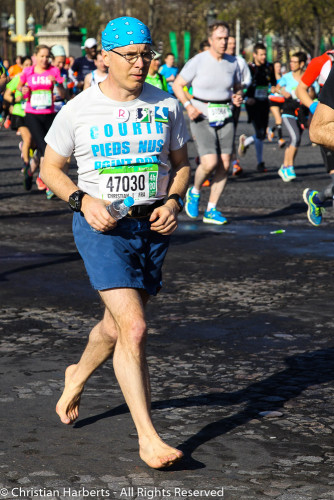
left=106, top=174, right=146, bottom=193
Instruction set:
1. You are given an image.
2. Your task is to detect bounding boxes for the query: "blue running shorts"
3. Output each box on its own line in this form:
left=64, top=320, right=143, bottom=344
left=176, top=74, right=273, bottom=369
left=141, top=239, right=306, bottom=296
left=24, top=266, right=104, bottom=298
left=73, top=212, right=170, bottom=295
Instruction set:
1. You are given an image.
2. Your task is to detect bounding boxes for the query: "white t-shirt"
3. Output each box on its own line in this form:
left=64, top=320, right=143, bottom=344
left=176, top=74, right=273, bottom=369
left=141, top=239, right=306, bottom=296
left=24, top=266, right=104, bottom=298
left=179, top=51, right=241, bottom=117
left=45, top=83, right=190, bottom=204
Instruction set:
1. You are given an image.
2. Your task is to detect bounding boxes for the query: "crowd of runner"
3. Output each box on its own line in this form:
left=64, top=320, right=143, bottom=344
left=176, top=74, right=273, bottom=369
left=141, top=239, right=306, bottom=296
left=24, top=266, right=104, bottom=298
left=2, top=15, right=334, bottom=470
left=0, top=23, right=332, bottom=226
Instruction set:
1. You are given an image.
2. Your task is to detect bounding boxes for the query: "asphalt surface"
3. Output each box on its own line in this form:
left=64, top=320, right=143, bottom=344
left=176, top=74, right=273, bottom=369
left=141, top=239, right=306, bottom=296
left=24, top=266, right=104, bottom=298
left=1, top=112, right=334, bottom=500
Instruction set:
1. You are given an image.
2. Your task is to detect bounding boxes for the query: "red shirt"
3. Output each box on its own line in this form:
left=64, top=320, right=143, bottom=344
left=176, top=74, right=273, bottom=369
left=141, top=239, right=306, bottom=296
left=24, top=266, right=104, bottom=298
left=301, top=51, right=334, bottom=87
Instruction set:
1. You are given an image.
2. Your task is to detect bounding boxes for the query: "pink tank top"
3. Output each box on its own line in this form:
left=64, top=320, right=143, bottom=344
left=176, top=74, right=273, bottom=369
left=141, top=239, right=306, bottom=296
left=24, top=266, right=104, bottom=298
left=20, top=65, right=64, bottom=114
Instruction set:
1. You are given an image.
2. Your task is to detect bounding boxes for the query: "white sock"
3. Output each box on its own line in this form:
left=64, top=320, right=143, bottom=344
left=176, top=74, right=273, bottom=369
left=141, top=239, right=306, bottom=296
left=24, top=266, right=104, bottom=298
left=192, top=186, right=200, bottom=195
left=244, top=136, right=254, bottom=147
left=207, top=202, right=216, bottom=211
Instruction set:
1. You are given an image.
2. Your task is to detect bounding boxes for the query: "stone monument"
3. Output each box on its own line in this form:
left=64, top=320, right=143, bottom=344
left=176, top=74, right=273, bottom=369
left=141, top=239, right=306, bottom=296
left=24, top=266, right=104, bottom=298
left=36, top=0, right=83, bottom=57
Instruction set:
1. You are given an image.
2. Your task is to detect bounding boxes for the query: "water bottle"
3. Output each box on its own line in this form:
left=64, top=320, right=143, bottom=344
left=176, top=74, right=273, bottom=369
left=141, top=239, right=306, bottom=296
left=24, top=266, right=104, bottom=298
left=106, top=196, right=134, bottom=220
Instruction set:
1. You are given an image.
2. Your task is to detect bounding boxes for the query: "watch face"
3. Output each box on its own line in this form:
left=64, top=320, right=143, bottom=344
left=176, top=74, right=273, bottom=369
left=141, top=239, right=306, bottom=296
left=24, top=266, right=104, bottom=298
left=69, top=191, right=83, bottom=212
left=69, top=197, right=78, bottom=210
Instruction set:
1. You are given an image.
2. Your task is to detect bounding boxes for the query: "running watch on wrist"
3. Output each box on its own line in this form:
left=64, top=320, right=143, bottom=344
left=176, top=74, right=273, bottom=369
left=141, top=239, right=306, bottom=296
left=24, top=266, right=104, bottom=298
left=68, top=190, right=87, bottom=212
left=166, top=194, right=184, bottom=212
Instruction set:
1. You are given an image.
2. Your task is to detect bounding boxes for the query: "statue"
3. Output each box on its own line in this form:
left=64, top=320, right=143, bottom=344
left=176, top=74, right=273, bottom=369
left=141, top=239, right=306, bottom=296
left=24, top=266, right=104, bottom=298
left=45, top=0, right=77, bottom=27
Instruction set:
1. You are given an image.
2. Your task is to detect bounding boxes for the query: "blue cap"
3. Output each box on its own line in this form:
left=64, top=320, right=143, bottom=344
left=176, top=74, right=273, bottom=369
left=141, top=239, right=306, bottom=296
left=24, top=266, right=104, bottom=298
left=124, top=196, right=135, bottom=207
left=102, top=17, right=152, bottom=51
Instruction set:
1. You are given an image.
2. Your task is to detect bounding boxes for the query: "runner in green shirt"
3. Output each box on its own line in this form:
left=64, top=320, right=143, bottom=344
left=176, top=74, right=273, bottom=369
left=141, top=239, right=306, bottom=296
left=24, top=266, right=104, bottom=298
left=145, top=52, right=168, bottom=92
left=4, top=56, right=33, bottom=177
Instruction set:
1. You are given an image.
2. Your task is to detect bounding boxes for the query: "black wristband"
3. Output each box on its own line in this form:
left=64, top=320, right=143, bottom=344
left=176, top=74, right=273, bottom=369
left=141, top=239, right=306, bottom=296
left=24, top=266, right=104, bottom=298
left=166, top=194, right=184, bottom=212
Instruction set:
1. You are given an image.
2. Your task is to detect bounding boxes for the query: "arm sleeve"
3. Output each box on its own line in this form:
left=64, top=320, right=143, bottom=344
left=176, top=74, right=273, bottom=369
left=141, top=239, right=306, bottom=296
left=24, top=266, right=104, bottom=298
left=179, top=57, right=198, bottom=87
left=162, top=76, right=168, bottom=93
left=169, top=101, right=190, bottom=151
left=45, top=103, right=75, bottom=157
left=301, top=55, right=327, bottom=87
left=319, top=65, right=334, bottom=109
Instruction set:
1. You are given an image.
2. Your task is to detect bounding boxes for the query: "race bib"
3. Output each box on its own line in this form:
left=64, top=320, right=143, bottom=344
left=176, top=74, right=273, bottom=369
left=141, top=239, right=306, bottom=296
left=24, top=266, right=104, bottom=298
left=254, top=86, right=268, bottom=100
left=30, top=90, right=52, bottom=110
left=207, top=103, right=232, bottom=127
left=99, top=163, right=159, bottom=202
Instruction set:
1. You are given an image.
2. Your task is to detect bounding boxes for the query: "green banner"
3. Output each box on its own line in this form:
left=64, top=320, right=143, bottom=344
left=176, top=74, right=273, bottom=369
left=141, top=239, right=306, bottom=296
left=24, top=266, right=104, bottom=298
left=80, top=28, right=87, bottom=55
left=265, top=35, right=273, bottom=63
left=169, top=31, right=178, bottom=62
left=183, top=31, right=191, bottom=63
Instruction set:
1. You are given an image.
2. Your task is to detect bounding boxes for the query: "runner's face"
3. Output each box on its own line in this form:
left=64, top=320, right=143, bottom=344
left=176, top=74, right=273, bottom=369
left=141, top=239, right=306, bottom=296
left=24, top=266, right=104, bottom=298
left=103, top=44, right=151, bottom=92
left=149, top=58, right=160, bottom=73
left=86, top=46, right=97, bottom=59
left=165, top=55, right=174, bottom=67
left=226, top=37, right=236, bottom=56
left=36, top=48, right=50, bottom=69
left=209, top=27, right=229, bottom=57
left=274, top=62, right=281, bottom=74
left=253, top=49, right=266, bottom=65
left=54, top=56, right=66, bottom=69
left=95, top=54, right=107, bottom=72
left=290, top=57, right=304, bottom=72
left=23, top=58, right=32, bottom=68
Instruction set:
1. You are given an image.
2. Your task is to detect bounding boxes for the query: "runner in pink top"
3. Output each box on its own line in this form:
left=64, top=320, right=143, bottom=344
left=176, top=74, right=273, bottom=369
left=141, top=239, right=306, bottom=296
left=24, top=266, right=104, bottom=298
left=19, top=44, right=65, bottom=198
left=20, top=64, right=63, bottom=114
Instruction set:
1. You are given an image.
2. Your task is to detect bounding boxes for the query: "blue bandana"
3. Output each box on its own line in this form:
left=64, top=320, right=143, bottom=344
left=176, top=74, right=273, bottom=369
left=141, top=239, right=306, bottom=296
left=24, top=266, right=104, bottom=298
left=102, top=17, right=152, bottom=51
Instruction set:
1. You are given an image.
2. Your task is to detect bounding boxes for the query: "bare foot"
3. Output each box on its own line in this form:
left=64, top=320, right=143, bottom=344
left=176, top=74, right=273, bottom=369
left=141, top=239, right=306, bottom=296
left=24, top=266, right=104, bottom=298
left=139, top=435, right=183, bottom=469
left=55, top=364, right=84, bottom=424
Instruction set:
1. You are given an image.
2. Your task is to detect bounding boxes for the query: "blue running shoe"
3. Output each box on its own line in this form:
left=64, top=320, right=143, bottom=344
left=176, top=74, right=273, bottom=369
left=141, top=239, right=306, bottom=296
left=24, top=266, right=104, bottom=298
left=303, top=188, right=324, bottom=226
left=185, top=187, right=200, bottom=218
left=203, top=208, right=227, bottom=225
left=278, top=165, right=295, bottom=182
left=287, top=165, right=296, bottom=180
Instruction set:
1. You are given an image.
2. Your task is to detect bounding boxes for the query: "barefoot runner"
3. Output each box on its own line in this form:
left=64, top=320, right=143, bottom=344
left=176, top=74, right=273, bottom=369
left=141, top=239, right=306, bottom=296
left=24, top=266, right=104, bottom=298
left=41, top=16, right=190, bottom=469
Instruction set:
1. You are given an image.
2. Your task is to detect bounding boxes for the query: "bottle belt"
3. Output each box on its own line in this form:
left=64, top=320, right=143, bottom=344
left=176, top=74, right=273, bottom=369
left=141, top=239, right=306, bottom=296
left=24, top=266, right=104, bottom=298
left=193, top=96, right=231, bottom=104
left=127, top=199, right=164, bottom=218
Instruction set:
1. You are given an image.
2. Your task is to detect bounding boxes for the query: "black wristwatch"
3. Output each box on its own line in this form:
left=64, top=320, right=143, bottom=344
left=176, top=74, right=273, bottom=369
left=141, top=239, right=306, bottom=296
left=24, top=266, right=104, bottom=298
left=68, top=190, right=87, bottom=212
left=166, top=194, right=184, bottom=212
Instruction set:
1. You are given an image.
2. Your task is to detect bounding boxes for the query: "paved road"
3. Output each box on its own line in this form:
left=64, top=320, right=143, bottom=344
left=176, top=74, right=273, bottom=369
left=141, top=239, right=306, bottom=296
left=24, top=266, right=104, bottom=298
left=1, top=114, right=334, bottom=500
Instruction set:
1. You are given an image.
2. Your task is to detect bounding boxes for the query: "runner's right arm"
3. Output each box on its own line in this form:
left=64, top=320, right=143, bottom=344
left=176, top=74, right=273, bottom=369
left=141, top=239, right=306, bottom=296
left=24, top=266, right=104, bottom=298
left=173, top=74, right=202, bottom=120
left=295, top=80, right=314, bottom=109
left=309, top=103, right=334, bottom=149
left=309, top=65, right=334, bottom=148
left=41, top=145, right=117, bottom=232
left=296, top=56, right=323, bottom=111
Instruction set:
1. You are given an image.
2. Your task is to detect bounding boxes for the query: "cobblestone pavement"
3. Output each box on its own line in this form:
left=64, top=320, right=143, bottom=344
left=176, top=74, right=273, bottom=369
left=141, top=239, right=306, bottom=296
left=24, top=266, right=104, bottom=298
left=1, top=115, right=334, bottom=500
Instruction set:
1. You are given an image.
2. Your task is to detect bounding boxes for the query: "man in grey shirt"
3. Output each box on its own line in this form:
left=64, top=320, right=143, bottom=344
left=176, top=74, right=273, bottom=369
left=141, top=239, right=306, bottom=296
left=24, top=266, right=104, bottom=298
left=173, top=21, right=243, bottom=224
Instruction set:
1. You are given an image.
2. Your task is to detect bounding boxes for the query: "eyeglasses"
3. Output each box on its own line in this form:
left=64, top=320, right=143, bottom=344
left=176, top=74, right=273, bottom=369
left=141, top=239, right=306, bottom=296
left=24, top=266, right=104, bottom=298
left=110, top=49, right=155, bottom=64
